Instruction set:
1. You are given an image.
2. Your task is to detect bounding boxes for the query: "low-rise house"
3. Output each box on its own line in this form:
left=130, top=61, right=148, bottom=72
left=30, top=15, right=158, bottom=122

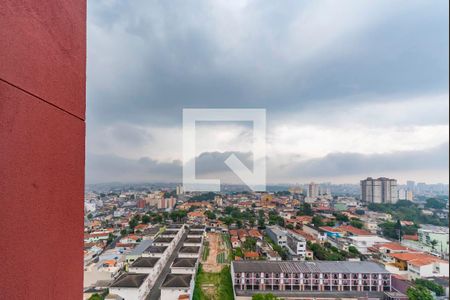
left=187, top=230, right=204, bottom=239
left=286, top=232, right=307, bottom=260
left=84, top=232, right=110, bottom=243
left=266, top=250, right=281, bottom=261
left=119, top=235, right=140, bottom=244
left=243, top=251, right=260, bottom=260
left=231, top=236, right=241, bottom=248
left=388, top=252, right=449, bottom=279
left=407, top=257, right=449, bottom=280
left=160, top=274, right=194, bottom=300
left=153, top=237, right=174, bottom=247
left=142, top=245, right=168, bottom=258
left=170, top=257, right=198, bottom=274
left=337, top=225, right=374, bottom=237
left=178, top=246, right=200, bottom=258
left=129, top=257, right=160, bottom=275
left=319, top=226, right=343, bottom=238
left=183, top=237, right=202, bottom=247
left=109, top=273, right=150, bottom=300
left=347, top=235, right=390, bottom=254
left=266, top=225, right=288, bottom=247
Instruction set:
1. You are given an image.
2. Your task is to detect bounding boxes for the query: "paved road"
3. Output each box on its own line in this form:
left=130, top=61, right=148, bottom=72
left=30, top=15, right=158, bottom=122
left=146, top=231, right=188, bottom=300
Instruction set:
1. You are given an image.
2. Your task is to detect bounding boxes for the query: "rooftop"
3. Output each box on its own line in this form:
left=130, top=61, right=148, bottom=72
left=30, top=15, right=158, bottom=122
left=110, top=273, right=148, bottom=288
left=179, top=246, right=200, bottom=254
left=337, top=225, right=373, bottom=236
left=267, top=226, right=286, bottom=236
left=232, top=260, right=389, bottom=274
left=161, top=274, right=192, bottom=288
left=154, top=237, right=174, bottom=243
left=162, top=230, right=179, bottom=235
left=187, top=231, right=203, bottom=236
left=172, top=257, right=198, bottom=268
left=130, top=257, right=160, bottom=268
left=144, top=245, right=168, bottom=253
left=184, top=237, right=202, bottom=244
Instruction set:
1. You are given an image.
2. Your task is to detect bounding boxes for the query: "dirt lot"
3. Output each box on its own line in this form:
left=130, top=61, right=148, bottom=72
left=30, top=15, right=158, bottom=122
left=202, top=232, right=228, bottom=272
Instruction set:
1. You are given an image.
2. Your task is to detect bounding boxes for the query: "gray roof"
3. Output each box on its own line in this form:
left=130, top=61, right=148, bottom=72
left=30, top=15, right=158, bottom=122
left=167, top=224, right=184, bottom=229
left=130, top=257, right=160, bottom=268
left=179, top=246, right=200, bottom=254
left=232, top=261, right=389, bottom=274
left=187, top=231, right=203, bottom=236
left=162, top=230, right=180, bottom=235
left=110, top=273, right=148, bottom=288
left=144, top=245, right=167, bottom=253
left=172, top=258, right=197, bottom=268
left=184, top=237, right=202, bottom=244
left=161, top=274, right=192, bottom=288
left=154, top=237, right=174, bottom=243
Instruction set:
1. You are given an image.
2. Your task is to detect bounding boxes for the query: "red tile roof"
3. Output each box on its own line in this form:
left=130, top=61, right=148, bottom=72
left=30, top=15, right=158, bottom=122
left=338, top=225, right=373, bottom=236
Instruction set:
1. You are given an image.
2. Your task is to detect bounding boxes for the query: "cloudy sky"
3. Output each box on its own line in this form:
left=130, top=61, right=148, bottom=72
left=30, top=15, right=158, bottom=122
left=86, top=0, right=449, bottom=185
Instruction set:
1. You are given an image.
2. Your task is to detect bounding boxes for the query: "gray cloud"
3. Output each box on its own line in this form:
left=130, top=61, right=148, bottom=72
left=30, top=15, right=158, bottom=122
left=86, top=143, right=448, bottom=184
left=273, top=143, right=449, bottom=180
left=87, top=0, right=449, bottom=126
left=86, top=1, right=449, bottom=184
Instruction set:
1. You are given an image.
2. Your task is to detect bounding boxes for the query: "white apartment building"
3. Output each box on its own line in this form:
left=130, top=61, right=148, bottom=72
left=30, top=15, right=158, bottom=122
left=286, top=232, right=307, bottom=260
left=266, top=226, right=288, bottom=247
left=361, top=177, right=398, bottom=204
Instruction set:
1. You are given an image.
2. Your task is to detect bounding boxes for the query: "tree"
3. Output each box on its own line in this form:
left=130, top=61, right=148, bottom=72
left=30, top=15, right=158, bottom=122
left=425, top=198, right=446, bottom=210
left=88, top=294, right=103, bottom=300
left=407, top=286, right=434, bottom=300
left=107, top=233, right=115, bottom=245
left=87, top=213, right=93, bottom=220
left=297, top=203, right=313, bottom=216
left=312, top=215, right=324, bottom=227
left=326, top=220, right=335, bottom=227
left=236, top=219, right=243, bottom=229
left=141, top=214, right=150, bottom=224
left=243, top=237, right=257, bottom=251
left=258, top=217, right=265, bottom=229
left=334, top=213, right=349, bottom=222
left=205, top=210, right=216, bottom=220
left=429, top=239, right=438, bottom=251
left=350, top=218, right=364, bottom=229
left=128, top=217, right=139, bottom=229
left=414, top=279, right=445, bottom=296
left=252, top=293, right=280, bottom=300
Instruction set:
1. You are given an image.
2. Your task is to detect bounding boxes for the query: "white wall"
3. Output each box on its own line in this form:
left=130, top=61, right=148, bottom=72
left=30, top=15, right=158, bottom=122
left=160, top=287, right=191, bottom=300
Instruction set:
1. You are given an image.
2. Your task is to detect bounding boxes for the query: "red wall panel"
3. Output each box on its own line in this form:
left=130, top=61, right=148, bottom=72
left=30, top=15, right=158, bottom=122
left=0, top=0, right=85, bottom=299
left=0, top=0, right=86, bottom=119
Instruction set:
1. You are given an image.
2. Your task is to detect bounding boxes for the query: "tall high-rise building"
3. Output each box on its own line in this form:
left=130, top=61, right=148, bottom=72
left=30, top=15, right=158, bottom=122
left=361, top=177, right=398, bottom=204
left=406, top=180, right=415, bottom=192
left=215, top=195, right=223, bottom=207
left=308, top=182, right=320, bottom=198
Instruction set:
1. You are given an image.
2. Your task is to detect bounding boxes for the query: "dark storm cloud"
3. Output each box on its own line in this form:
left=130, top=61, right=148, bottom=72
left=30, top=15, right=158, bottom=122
left=86, top=1, right=449, bottom=183
left=86, top=153, right=182, bottom=183
left=87, top=0, right=449, bottom=126
left=86, top=144, right=448, bottom=183
left=275, top=143, right=449, bottom=179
